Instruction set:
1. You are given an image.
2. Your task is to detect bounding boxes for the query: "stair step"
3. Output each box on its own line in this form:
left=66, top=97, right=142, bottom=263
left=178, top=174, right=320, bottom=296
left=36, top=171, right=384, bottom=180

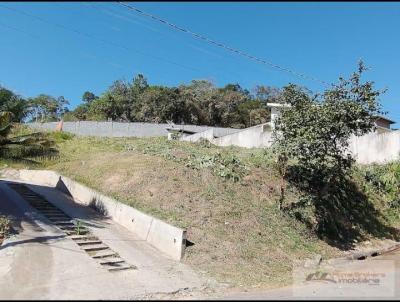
left=92, top=250, right=118, bottom=259
left=108, top=265, right=135, bottom=272
left=47, top=216, right=70, bottom=219
left=48, top=217, right=71, bottom=221
left=36, top=205, right=57, bottom=209
left=69, top=235, right=97, bottom=240
left=54, top=221, right=75, bottom=225
left=82, top=244, right=109, bottom=252
left=75, top=240, right=102, bottom=245
left=65, top=229, right=89, bottom=235
left=55, top=224, right=75, bottom=229
left=100, top=258, right=125, bottom=265
left=40, top=210, right=64, bottom=214
left=59, top=225, right=81, bottom=230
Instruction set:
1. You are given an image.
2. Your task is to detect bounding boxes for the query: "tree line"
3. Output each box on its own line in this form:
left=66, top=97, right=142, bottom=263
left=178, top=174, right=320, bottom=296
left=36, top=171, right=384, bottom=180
left=1, top=75, right=283, bottom=128
left=0, top=87, right=70, bottom=123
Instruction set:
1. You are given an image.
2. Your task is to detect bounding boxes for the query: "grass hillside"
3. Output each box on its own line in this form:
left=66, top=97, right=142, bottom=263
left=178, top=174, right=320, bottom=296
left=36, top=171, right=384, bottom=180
left=1, top=126, right=399, bottom=288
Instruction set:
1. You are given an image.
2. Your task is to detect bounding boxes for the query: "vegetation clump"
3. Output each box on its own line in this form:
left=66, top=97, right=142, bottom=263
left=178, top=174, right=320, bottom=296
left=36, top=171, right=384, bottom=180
left=0, top=111, right=58, bottom=163
left=273, top=61, right=399, bottom=247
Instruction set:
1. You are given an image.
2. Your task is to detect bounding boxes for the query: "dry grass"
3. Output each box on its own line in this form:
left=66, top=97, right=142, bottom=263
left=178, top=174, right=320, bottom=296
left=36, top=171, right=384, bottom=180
left=2, top=128, right=398, bottom=288
left=32, top=135, right=344, bottom=288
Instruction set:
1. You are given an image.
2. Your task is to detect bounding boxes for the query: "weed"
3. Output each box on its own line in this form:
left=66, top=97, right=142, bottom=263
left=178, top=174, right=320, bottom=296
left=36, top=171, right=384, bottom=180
left=0, top=215, right=12, bottom=240
left=74, top=220, right=85, bottom=235
left=186, top=152, right=248, bottom=182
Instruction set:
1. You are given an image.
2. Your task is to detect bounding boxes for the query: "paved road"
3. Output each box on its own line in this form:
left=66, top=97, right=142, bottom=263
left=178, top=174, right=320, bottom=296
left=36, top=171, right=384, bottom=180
left=217, top=247, right=400, bottom=300
left=0, top=179, right=212, bottom=300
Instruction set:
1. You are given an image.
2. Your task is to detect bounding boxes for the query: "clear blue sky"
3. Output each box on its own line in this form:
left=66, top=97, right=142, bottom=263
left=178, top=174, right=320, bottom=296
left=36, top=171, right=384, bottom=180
left=1, top=2, right=399, bottom=127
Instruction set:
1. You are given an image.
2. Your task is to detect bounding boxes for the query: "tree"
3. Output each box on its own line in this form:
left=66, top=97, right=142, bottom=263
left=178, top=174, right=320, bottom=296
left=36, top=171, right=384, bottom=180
left=273, top=61, right=384, bottom=210
left=72, top=104, right=90, bottom=120
left=253, top=85, right=281, bottom=103
left=67, top=75, right=280, bottom=127
left=237, top=100, right=270, bottom=127
left=134, top=86, right=183, bottom=123
left=56, top=96, right=70, bottom=119
left=0, top=87, right=28, bottom=122
left=28, top=94, right=57, bottom=122
left=82, top=91, right=98, bottom=104
left=273, top=61, right=386, bottom=240
left=274, top=61, right=383, bottom=180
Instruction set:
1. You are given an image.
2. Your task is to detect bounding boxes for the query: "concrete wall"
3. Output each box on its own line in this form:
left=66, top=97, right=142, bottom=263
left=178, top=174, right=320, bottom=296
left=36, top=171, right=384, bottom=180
left=28, top=122, right=400, bottom=164
left=180, top=129, right=214, bottom=143
left=211, top=123, right=273, bottom=148
left=11, top=169, right=187, bottom=261
left=349, top=130, right=400, bottom=164
left=210, top=124, right=400, bottom=165
left=28, top=121, right=240, bottom=138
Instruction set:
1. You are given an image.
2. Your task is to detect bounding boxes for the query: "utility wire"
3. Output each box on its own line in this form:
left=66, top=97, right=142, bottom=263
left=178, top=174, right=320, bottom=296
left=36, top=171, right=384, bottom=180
left=0, top=4, right=203, bottom=74
left=88, top=2, right=247, bottom=81
left=117, top=2, right=330, bottom=86
left=0, top=21, right=136, bottom=75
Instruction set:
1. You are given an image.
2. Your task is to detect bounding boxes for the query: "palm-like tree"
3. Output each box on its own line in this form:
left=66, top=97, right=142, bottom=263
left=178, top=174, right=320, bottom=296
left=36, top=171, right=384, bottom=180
left=0, top=111, right=58, bottom=162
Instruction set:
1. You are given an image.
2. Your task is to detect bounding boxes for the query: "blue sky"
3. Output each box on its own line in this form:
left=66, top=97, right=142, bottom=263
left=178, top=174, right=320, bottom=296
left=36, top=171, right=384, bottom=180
left=0, top=2, right=399, bottom=127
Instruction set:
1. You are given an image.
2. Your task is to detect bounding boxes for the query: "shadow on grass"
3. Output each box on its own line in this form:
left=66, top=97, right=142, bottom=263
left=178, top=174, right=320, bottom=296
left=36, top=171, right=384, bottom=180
left=284, top=165, right=400, bottom=251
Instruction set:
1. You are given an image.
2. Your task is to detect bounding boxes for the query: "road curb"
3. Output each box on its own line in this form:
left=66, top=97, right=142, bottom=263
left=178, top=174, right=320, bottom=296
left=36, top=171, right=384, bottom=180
left=322, top=242, right=400, bottom=264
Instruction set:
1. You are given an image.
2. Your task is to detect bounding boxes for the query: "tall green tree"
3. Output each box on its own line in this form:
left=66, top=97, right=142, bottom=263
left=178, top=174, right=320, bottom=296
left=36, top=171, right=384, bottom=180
left=82, top=91, right=98, bottom=104
left=0, top=87, right=28, bottom=122
left=274, top=61, right=383, bottom=181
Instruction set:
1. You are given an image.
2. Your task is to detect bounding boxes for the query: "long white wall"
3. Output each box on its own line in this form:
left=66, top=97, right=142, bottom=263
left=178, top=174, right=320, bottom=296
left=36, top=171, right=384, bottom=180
left=349, top=130, right=400, bottom=164
left=28, top=122, right=400, bottom=164
left=208, top=125, right=400, bottom=165
left=28, top=121, right=240, bottom=138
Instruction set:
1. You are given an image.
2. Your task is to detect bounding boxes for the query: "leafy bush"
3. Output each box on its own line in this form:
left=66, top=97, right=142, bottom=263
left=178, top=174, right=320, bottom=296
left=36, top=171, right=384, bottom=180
left=186, top=152, right=248, bottom=182
left=361, top=161, right=400, bottom=209
left=47, top=131, right=74, bottom=143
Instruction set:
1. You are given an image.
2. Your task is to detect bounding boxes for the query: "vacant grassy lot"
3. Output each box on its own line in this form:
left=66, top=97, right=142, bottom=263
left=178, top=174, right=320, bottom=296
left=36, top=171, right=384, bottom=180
left=1, top=126, right=399, bottom=288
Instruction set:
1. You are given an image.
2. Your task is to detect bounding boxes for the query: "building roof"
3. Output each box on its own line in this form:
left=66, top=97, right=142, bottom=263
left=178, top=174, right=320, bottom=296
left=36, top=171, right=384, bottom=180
left=374, top=115, right=396, bottom=124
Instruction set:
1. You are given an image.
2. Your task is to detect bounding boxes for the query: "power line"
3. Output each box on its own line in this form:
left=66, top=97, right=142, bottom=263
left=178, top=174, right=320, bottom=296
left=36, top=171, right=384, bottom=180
left=88, top=2, right=247, bottom=81
left=117, top=2, right=330, bottom=86
left=0, top=21, right=136, bottom=76
left=0, top=4, right=203, bottom=74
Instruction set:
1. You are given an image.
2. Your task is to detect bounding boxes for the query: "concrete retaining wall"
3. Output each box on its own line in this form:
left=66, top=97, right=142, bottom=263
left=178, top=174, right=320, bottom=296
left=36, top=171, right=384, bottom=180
left=180, top=129, right=214, bottom=143
left=28, top=121, right=239, bottom=138
left=13, top=169, right=186, bottom=261
left=211, top=123, right=273, bottom=148
left=349, top=130, right=400, bottom=164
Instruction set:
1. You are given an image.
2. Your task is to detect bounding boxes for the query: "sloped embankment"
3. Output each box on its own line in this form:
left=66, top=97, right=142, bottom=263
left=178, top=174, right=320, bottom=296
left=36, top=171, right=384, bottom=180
left=3, top=132, right=398, bottom=288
